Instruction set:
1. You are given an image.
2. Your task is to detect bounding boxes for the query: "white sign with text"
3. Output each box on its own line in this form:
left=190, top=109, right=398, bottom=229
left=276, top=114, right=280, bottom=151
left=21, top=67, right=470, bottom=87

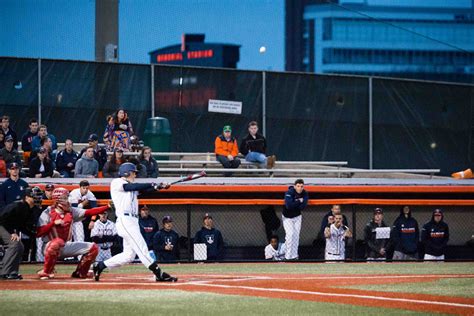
left=208, top=99, right=242, bottom=115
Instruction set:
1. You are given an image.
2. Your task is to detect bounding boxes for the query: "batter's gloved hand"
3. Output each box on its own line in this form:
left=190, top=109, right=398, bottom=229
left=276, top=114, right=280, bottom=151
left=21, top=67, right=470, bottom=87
left=153, top=182, right=170, bottom=190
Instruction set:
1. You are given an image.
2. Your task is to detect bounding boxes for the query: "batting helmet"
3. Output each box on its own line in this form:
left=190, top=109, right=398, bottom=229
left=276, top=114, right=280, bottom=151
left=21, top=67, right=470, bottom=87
left=118, top=162, right=137, bottom=177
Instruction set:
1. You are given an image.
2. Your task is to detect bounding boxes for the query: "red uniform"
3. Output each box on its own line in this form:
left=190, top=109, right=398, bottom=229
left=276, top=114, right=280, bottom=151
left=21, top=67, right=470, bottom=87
left=37, top=204, right=108, bottom=279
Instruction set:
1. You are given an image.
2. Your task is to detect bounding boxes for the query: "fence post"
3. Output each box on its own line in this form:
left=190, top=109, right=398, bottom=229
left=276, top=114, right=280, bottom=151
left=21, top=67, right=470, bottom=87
left=187, top=205, right=192, bottom=262
left=262, top=71, right=266, bottom=137
left=38, top=58, right=42, bottom=124
left=368, top=76, right=373, bottom=169
left=151, top=64, right=155, bottom=118
left=352, top=203, right=357, bottom=261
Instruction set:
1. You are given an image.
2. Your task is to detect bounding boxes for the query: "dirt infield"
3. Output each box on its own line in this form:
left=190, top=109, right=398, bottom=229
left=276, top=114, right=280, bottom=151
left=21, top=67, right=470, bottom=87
left=3, top=273, right=474, bottom=315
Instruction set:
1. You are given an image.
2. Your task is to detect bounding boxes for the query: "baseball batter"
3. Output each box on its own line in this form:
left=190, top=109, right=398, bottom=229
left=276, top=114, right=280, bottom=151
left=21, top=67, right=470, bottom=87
left=36, top=188, right=109, bottom=279
left=93, top=163, right=177, bottom=282
left=324, top=214, right=352, bottom=261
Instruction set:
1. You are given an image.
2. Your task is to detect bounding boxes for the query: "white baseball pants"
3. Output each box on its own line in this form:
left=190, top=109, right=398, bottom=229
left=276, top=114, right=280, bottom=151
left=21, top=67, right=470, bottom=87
left=282, top=214, right=302, bottom=260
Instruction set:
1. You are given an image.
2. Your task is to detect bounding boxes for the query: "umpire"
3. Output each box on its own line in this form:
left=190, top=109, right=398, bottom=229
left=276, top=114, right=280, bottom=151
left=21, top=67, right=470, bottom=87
left=0, top=187, right=43, bottom=280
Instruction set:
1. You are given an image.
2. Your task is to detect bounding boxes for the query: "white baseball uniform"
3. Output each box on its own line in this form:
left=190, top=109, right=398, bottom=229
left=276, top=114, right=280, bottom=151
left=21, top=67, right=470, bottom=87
left=264, top=242, right=286, bottom=261
left=91, top=219, right=117, bottom=261
left=68, top=189, right=97, bottom=243
left=282, top=214, right=302, bottom=260
left=103, top=178, right=155, bottom=269
left=325, top=224, right=347, bottom=261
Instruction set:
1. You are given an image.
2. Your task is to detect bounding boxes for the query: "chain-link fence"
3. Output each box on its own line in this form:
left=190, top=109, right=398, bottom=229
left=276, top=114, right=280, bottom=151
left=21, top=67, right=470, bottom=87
left=1, top=57, right=473, bottom=175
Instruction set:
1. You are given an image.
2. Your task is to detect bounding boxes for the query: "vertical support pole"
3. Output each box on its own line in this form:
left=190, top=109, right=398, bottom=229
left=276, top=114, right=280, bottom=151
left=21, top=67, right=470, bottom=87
left=262, top=71, right=266, bottom=137
left=38, top=59, right=42, bottom=124
left=151, top=64, right=155, bottom=118
left=368, top=77, right=373, bottom=169
left=351, top=204, right=357, bottom=261
left=187, top=206, right=192, bottom=262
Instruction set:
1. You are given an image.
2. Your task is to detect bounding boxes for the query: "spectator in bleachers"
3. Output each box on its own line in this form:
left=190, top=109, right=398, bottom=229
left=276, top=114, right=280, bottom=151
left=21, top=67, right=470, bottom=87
left=79, top=134, right=107, bottom=173
left=103, top=115, right=115, bottom=151
left=421, top=209, right=449, bottom=261
left=0, top=135, right=22, bottom=168
left=1, top=116, right=18, bottom=150
left=0, top=153, right=6, bottom=178
left=31, top=124, right=57, bottom=152
left=138, top=205, right=159, bottom=252
left=0, top=162, right=28, bottom=209
left=55, top=139, right=78, bottom=178
left=28, top=147, right=54, bottom=178
left=324, top=213, right=352, bottom=261
left=215, top=125, right=240, bottom=177
left=139, top=146, right=159, bottom=178
left=102, top=148, right=125, bottom=178
left=69, top=180, right=98, bottom=243
left=264, top=235, right=286, bottom=261
left=153, top=215, right=180, bottom=263
left=364, top=208, right=389, bottom=261
left=0, top=130, right=5, bottom=149
left=20, top=118, right=39, bottom=167
left=128, top=157, right=147, bottom=178
left=90, top=211, right=118, bottom=261
left=194, top=213, right=224, bottom=261
left=74, top=146, right=99, bottom=178
left=111, top=109, right=134, bottom=150
left=239, top=121, right=276, bottom=169
left=282, top=179, right=308, bottom=261
left=391, top=206, right=419, bottom=260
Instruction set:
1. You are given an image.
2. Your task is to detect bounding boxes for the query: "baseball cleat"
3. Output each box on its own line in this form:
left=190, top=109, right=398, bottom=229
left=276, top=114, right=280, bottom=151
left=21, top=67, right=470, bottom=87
left=71, top=271, right=88, bottom=279
left=156, top=271, right=178, bottom=282
left=38, top=271, right=54, bottom=280
left=92, top=262, right=104, bottom=281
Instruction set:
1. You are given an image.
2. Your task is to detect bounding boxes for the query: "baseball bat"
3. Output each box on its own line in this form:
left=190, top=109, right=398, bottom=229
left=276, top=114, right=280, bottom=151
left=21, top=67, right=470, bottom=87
left=169, top=171, right=207, bottom=185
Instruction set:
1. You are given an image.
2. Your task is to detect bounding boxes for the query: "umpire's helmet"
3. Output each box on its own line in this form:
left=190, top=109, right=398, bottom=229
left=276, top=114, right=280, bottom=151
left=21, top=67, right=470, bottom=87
left=119, top=162, right=137, bottom=177
left=24, top=186, right=43, bottom=207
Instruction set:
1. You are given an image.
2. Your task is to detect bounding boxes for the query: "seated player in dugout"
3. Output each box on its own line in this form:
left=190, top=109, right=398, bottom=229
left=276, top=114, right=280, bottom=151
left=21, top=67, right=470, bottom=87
left=264, top=235, right=285, bottom=261
left=153, top=215, right=180, bottom=263
left=239, top=121, right=276, bottom=168
left=194, top=213, right=224, bottom=261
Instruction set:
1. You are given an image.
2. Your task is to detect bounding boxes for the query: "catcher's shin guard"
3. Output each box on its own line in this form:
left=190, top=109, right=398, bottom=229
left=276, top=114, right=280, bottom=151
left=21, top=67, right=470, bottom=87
left=43, top=238, right=65, bottom=274
left=73, top=243, right=98, bottom=278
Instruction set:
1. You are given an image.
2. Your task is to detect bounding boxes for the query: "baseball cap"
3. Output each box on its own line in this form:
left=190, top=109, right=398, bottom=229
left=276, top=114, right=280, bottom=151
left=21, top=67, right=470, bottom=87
left=373, top=208, right=383, bottom=215
left=5, top=135, right=13, bottom=142
left=203, top=213, right=213, bottom=220
left=38, top=147, right=47, bottom=154
left=162, top=215, right=173, bottom=224
left=433, top=209, right=443, bottom=215
left=8, top=162, right=19, bottom=170
left=45, top=184, right=55, bottom=191
left=140, top=205, right=149, bottom=211
left=79, top=180, right=90, bottom=187
left=88, top=133, right=99, bottom=141
left=223, top=125, right=232, bottom=132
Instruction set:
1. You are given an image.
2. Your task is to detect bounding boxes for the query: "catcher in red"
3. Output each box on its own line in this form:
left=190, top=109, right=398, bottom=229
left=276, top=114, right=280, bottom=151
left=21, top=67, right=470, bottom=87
left=36, top=187, right=109, bottom=280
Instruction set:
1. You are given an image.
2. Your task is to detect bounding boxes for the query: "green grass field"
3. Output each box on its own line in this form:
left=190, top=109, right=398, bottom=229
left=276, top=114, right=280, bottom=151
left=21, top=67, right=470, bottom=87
left=1, top=262, right=472, bottom=316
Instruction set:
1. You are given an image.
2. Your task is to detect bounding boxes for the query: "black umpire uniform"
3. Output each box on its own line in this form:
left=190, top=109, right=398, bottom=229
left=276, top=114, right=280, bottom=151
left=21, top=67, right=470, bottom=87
left=0, top=187, right=42, bottom=280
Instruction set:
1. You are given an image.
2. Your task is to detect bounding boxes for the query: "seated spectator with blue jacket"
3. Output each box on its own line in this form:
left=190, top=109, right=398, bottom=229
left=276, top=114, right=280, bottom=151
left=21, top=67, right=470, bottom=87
left=153, top=215, right=179, bottom=262
left=55, top=139, right=78, bottom=178
left=391, top=206, right=419, bottom=260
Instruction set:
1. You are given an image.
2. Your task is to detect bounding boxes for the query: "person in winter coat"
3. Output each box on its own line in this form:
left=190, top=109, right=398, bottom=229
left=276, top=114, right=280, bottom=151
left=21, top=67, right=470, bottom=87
left=421, top=209, right=449, bottom=261
left=391, top=205, right=419, bottom=260
left=74, top=146, right=99, bottom=178
left=55, top=139, right=78, bottom=178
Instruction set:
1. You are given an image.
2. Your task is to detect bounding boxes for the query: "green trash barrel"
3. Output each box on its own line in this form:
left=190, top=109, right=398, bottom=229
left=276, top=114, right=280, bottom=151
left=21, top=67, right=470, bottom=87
left=142, top=117, right=171, bottom=160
